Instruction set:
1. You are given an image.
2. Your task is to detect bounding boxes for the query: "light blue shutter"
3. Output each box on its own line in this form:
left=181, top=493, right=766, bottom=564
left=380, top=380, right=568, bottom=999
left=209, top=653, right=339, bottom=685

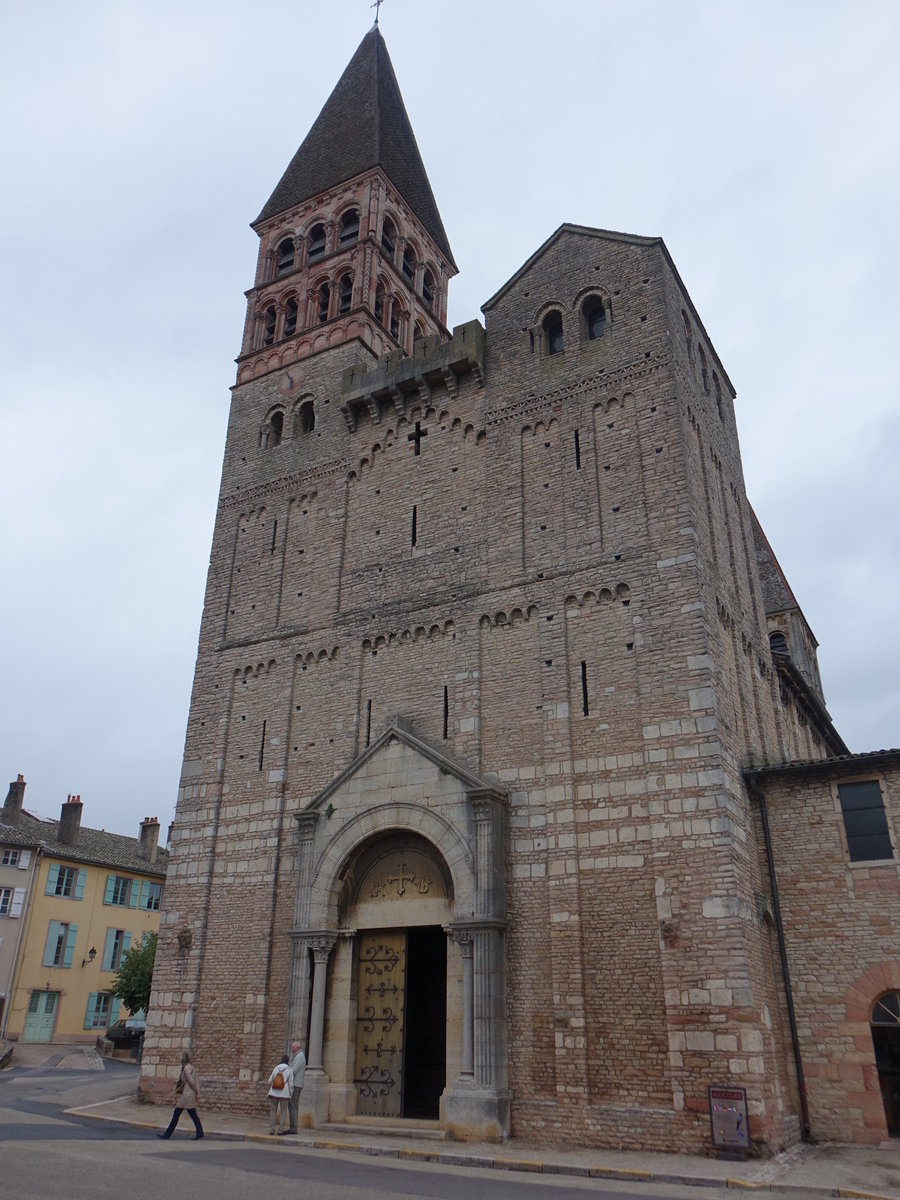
left=74, top=869, right=86, bottom=900
left=109, top=997, right=121, bottom=1025
left=45, top=864, right=59, bottom=895
left=102, top=928, right=116, bottom=972
left=84, top=993, right=98, bottom=1029
left=128, top=879, right=138, bottom=908
left=121, top=931, right=132, bottom=961
left=43, top=921, right=61, bottom=967
left=104, top=875, right=115, bottom=905
left=63, top=923, right=78, bottom=968
left=138, top=881, right=149, bottom=910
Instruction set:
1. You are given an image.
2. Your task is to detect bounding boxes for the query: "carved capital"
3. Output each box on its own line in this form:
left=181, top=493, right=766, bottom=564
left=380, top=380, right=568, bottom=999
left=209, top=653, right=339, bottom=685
left=295, top=810, right=320, bottom=841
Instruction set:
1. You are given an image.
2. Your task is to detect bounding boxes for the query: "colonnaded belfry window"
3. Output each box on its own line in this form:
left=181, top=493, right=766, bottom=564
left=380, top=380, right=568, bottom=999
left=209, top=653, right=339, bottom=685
left=838, top=780, right=893, bottom=862
left=276, top=237, right=295, bottom=276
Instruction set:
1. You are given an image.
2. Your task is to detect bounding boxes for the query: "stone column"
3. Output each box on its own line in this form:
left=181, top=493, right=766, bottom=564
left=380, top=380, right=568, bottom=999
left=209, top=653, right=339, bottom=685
left=296, top=934, right=335, bottom=1128
left=450, top=928, right=474, bottom=1080
left=443, top=788, right=510, bottom=1142
left=285, top=935, right=310, bottom=1050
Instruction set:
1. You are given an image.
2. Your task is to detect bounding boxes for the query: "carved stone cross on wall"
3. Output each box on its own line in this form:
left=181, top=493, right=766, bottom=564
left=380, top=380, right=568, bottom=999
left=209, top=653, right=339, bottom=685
left=385, top=861, right=415, bottom=895
left=407, top=421, right=427, bottom=456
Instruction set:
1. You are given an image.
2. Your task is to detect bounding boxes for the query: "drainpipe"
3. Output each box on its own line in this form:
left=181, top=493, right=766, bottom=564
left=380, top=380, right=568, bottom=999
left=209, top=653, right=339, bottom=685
left=750, top=777, right=811, bottom=1141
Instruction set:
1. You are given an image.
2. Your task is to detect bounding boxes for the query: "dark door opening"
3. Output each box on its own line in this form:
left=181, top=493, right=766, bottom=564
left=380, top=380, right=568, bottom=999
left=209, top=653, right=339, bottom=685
left=873, top=1025, right=900, bottom=1136
left=402, top=925, right=446, bottom=1118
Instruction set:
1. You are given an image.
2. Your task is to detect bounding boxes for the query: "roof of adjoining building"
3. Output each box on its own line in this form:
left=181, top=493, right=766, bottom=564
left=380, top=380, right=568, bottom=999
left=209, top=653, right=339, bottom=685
left=254, top=27, right=455, bottom=268
left=0, top=809, right=168, bottom=878
left=746, top=747, right=900, bottom=783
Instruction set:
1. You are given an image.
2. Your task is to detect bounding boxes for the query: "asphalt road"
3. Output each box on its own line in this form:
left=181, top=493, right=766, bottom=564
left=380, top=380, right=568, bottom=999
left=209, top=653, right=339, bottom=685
left=0, top=1060, right=787, bottom=1200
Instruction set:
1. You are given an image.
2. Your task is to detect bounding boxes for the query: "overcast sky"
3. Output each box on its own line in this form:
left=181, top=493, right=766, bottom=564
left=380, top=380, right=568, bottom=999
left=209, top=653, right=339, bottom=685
left=1, top=0, right=897, bottom=838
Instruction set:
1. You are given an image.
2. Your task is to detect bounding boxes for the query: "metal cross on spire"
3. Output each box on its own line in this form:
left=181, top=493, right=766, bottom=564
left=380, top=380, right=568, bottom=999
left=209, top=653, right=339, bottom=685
left=371, top=0, right=384, bottom=25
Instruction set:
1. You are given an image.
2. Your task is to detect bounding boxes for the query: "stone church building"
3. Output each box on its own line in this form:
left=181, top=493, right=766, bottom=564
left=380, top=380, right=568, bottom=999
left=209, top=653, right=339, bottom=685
left=139, top=27, right=900, bottom=1152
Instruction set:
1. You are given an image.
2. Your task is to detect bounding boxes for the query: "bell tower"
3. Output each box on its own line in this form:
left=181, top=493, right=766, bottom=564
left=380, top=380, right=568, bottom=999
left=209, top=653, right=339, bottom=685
left=237, top=25, right=456, bottom=387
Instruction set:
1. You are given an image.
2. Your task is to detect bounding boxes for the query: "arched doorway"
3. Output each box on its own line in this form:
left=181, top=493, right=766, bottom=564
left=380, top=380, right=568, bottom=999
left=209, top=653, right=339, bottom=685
left=872, top=991, right=900, bottom=1136
left=340, top=833, right=452, bottom=1119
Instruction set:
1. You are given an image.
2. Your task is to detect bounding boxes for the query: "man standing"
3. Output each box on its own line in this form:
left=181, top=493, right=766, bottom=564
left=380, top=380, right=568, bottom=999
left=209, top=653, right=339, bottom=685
left=288, top=1040, right=307, bottom=1134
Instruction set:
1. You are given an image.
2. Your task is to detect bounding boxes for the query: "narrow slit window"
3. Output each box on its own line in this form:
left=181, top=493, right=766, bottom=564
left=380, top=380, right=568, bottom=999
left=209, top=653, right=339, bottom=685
left=365, top=699, right=372, bottom=747
left=443, top=685, right=449, bottom=739
left=258, top=720, right=267, bottom=772
left=574, top=429, right=581, bottom=469
left=270, top=519, right=278, bottom=553
left=581, top=660, right=589, bottom=716
left=411, top=504, right=417, bottom=547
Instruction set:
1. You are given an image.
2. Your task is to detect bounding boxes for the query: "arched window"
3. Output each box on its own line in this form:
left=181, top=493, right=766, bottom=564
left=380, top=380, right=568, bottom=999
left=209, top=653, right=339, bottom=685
left=543, top=311, right=564, bottom=356
left=871, top=991, right=900, bottom=1135
left=699, top=345, right=710, bottom=394
left=283, top=296, right=298, bottom=338
left=390, top=307, right=401, bottom=341
left=402, top=245, right=415, bottom=283
left=297, top=401, right=315, bottom=434
left=269, top=410, right=284, bottom=447
left=381, top=217, right=396, bottom=259
left=308, top=223, right=326, bottom=264
left=374, top=284, right=386, bottom=325
left=769, top=631, right=788, bottom=656
left=317, top=283, right=330, bottom=324
left=262, top=305, right=277, bottom=347
left=421, top=269, right=434, bottom=309
left=275, top=238, right=294, bottom=276
left=338, top=274, right=353, bottom=315
left=339, top=210, right=359, bottom=247
left=583, top=297, right=606, bottom=340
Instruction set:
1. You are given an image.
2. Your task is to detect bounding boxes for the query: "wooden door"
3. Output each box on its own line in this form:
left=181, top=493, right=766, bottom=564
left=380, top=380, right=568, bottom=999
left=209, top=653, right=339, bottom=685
left=24, top=991, right=58, bottom=1042
left=354, top=932, right=405, bottom=1117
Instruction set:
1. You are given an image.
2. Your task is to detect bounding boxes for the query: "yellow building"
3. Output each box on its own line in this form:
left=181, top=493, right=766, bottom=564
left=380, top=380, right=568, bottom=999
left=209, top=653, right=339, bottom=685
left=0, top=789, right=167, bottom=1043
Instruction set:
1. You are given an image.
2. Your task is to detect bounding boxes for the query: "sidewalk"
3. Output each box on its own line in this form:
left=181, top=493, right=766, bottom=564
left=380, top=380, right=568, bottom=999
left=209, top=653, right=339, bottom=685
left=5, top=1041, right=899, bottom=1198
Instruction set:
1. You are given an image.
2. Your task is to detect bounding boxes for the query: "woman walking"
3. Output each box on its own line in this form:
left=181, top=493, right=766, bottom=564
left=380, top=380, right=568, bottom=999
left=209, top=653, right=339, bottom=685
left=158, top=1051, right=204, bottom=1140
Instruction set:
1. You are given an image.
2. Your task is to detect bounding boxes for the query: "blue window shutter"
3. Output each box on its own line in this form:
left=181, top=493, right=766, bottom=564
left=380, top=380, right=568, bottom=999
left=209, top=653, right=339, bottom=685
left=138, top=881, right=149, bottom=909
left=121, top=931, right=132, bottom=958
left=104, top=875, right=115, bottom=905
left=110, top=997, right=121, bottom=1025
left=46, top=864, right=59, bottom=896
left=128, top=879, right=138, bottom=909
left=102, top=928, right=116, bottom=972
left=74, top=869, right=86, bottom=901
left=43, top=921, right=61, bottom=967
left=63, top=923, right=78, bottom=968
left=84, top=993, right=98, bottom=1029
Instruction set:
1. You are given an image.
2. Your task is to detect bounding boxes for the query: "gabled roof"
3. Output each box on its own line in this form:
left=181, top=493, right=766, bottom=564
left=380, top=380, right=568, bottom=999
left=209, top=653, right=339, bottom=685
left=255, top=27, right=455, bottom=268
left=0, top=810, right=168, bottom=878
left=306, top=718, right=502, bottom=814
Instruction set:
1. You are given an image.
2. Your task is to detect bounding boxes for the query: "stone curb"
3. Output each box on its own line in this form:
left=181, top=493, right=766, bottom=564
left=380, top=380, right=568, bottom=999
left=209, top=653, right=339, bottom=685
left=65, top=1109, right=896, bottom=1200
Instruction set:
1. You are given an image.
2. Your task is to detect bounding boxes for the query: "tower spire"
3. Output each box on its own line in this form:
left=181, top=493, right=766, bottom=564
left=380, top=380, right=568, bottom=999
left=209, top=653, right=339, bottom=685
left=371, top=0, right=383, bottom=26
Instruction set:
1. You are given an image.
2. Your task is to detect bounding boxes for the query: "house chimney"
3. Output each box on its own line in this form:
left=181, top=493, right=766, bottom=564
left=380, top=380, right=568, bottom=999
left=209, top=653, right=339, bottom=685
left=58, top=793, right=83, bottom=845
left=2, top=775, right=26, bottom=825
left=138, top=816, right=160, bottom=863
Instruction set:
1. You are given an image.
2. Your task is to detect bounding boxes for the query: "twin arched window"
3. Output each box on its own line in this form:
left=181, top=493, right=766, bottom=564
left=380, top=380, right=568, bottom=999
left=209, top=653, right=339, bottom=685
left=275, top=238, right=294, bottom=276
left=308, top=223, right=326, bottom=264
left=339, top=210, right=359, bottom=247
left=543, top=312, right=564, bottom=356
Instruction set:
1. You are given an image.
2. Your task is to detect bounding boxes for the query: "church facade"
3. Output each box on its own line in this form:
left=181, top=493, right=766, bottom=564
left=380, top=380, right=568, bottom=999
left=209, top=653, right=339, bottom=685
left=139, top=28, right=900, bottom=1152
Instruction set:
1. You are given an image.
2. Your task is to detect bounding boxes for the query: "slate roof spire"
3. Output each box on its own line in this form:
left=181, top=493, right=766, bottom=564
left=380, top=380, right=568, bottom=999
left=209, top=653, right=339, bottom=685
left=255, top=27, right=455, bottom=268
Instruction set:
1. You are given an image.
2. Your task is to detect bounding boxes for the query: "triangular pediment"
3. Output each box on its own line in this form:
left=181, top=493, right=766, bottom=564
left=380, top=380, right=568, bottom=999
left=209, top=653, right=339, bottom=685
left=305, top=718, right=499, bottom=814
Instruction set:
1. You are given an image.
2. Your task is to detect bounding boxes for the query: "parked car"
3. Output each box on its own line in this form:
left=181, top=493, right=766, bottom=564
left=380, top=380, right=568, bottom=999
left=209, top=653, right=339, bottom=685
left=104, top=1017, right=146, bottom=1057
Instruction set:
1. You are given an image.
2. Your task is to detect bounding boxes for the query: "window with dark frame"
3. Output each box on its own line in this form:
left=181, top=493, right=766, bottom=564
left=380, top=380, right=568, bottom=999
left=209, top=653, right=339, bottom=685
left=53, top=866, right=76, bottom=898
left=0, top=887, right=11, bottom=915
left=2, top=849, right=19, bottom=867
left=838, top=780, right=893, bottom=862
left=584, top=298, right=606, bottom=340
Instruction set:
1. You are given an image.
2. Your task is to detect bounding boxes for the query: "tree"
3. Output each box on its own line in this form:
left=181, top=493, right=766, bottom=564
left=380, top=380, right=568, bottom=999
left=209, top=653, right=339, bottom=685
left=110, top=931, right=157, bottom=1017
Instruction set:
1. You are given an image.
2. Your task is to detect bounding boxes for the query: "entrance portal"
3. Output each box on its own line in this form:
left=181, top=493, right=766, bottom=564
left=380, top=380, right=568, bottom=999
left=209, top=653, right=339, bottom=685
left=872, top=991, right=900, bottom=1137
left=354, top=926, right=446, bottom=1119
left=24, top=990, right=58, bottom=1042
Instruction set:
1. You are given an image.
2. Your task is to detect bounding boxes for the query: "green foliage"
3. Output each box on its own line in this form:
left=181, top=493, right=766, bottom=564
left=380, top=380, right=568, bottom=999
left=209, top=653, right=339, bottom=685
left=110, top=931, right=157, bottom=1016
